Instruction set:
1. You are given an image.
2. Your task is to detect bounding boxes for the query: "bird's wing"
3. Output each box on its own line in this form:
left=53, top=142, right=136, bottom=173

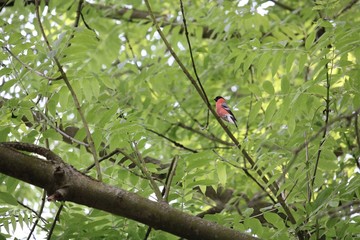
left=221, top=102, right=237, bottom=121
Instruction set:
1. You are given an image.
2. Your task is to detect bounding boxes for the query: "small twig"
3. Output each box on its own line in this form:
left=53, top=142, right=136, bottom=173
left=212, top=150, right=276, bottom=204
left=320, top=200, right=360, bottom=218
left=245, top=65, right=255, bottom=140
left=26, top=190, right=47, bottom=239
left=333, top=0, right=359, bottom=19
left=162, top=155, right=179, bottom=201
left=74, top=0, right=83, bottom=28
left=47, top=203, right=64, bottom=240
left=144, top=0, right=209, bottom=117
left=269, top=0, right=294, bottom=11
left=173, top=94, right=203, bottom=126
left=176, top=122, right=234, bottom=146
left=35, top=0, right=102, bottom=181
left=145, top=127, right=198, bottom=153
left=355, top=115, right=360, bottom=169
left=305, top=132, right=311, bottom=202
left=2, top=46, right=62, bottom=81
left=180, top=0, right=210, bottom=128
left=84, top=148, right=121, bottom=172
left=124, top=35, right=141, bottom=71
left=125, top=35, right=157, bottom=96
left=144, top=155, right=179, bottom=240
left=121, top=145, right=163, bottom=201
left=35, top=110, right=89, bottom=147
left=80, top=12, right=98, bottom=40
left=310, top=61, right=332, bottom=196
left=16, top=199, right=47, bottom=224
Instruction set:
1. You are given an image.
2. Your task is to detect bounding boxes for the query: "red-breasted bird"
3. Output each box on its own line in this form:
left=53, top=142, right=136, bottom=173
left=214, top=96, right=238, bottom=128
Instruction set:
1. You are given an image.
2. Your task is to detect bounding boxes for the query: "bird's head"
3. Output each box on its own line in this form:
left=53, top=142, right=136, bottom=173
left=214, top=96, right=224, bottom=102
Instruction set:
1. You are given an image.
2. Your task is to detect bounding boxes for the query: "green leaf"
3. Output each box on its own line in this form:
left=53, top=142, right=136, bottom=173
left=263, top=80, right=275, bottom=95
left=264, top=212, right=285, bottom=229
left=249, top=100, right=262, bottom=123
left=42, top=128, right=62, bottom=140
left=243, top=52, right=257, bottom=72
left=186, top=151, right=214, bottom=171
left=216, top=162, right=227, bottom=186
left=353, top=94, right=360, bottom=109
left=313, top=188, right=332, bottom=209
left=318, top=149, right=338, bottom=170
left=242, top=208, right=254, bottom=217
left=0, top=68, right=12, bottom=76
left=248, top=83, right=262, bottom=96
left=281, top=76, right=290, bottom=94
left=265, top=99, right=277, bottom=123
left=257, top=51, right=272, bottom=77
left=244, top=218, right=263, bottom=236
left=287, top=113, right=296, bottom=135
left=272, top=51, right=283, bottom=76
left=0, top=192, right=18, bottom=206
left=285, top=52, right=295, bottom=73
left=305, top=31, right=316, bottom=50
left=298, top=53, right=308, bottom=73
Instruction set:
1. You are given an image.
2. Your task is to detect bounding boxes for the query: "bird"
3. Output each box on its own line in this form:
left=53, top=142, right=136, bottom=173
left=214, top=96, right=238, bottom=128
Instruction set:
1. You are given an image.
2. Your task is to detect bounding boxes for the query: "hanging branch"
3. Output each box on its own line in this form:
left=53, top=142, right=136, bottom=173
left=34, top=0, right=102, bottom=181
left=245, top=65, right=255, bottom=140
left=25, top=191, right=47, bottom=240
left=47, top=203, right=64, bottom=240
left=179, top=0, right=210, bottom=128
left=310, top=61, right=332, bottom=200
left=355, top=114, right=360, bottom=169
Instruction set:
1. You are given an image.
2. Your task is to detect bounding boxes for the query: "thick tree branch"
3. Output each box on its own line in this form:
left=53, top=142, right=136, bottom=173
left=0, top=145, right=258, bottom=240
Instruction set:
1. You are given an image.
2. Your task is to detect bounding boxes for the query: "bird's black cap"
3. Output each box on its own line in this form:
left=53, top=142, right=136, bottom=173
left=214, top=96, right=223, bottom=102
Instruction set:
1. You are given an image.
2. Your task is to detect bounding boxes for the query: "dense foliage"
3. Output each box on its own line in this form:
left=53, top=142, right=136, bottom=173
left=1, top=0, right=360, bottom=239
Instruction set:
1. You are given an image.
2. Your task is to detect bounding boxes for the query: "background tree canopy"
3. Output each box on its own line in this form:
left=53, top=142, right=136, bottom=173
left=0, top=0, right=360, bottom=239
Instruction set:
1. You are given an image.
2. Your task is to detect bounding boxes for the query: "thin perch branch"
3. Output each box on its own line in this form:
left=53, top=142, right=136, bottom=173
left=144, top=0, right=296, bottom=225
left=180, top=0, right=211, bottom=128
